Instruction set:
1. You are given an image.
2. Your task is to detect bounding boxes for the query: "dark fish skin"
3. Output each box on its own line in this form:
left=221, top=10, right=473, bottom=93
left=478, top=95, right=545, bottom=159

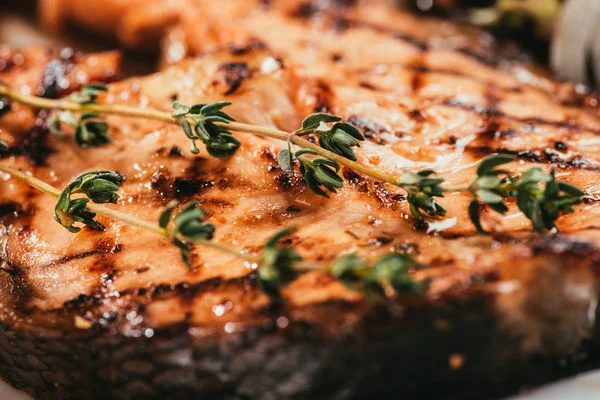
left=4, top=2, right=600, bottom=399
left=1, top=236, right=599, bottom=400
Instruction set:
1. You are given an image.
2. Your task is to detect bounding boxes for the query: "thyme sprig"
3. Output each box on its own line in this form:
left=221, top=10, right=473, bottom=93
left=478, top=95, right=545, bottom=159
left=296, top=149, right=344, bottom=197
left=172, top=101, right=240, bottom=158
left=49, top=83, right=110, bottom=147
left=0, top=84, right=584, bottom=233
left=332, top=253, right=428, bottom=301
left=54, top=171, right=122, bottom=232
left=295, top=113, right=365, bottom=161
left=159, top=200, right=216, bottom=268
left=456, top=155, right=584, bottom=234
left=0, top=163, right=426, bottom=299
left=256, top=227, right=303, bottom=298
left=397, top=170, right=447, bottom=221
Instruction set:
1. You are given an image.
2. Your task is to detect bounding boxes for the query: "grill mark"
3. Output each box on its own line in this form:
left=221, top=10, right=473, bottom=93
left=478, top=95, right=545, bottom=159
left=410, top=54, right=427, bottom=94
left=342, top=169, right=404, bottom=210
left=363, top=64, right=526, bottom=96
left=470, top=146, right=600, bottom=172
left=475, top=84, right=503, bottom=148
left=444, top=99, right=600, bottom=135
left=218, top=62, right=253, bottom=96
left=347, top=115, right=389, bottom=145
left=359, top=81, right=378, bottom=90
left=60, top=275, right=250, bottom=312
left=291, top=0, right=357, bottom=20
left=0, top=203, right=18, bottom=217
left=23, top=233, right=599, bottom=331
left=289, top=6, right=530, bottom=68
left=228, top=38, right=268, bottom=55
left=530, top=235, right=598, bottom=258
left=175, top=178, right=213, bottom=201
left=313, top=79, right=333, bottom=113
left=37, top=48, right=76, bottom=99
left=2, top=49, right=79, bottom=165
left=40, top=244, right=121, bottom=269
left=3, top=110, right=53, bottom=166
left=0, top=259, right=33, bottom=312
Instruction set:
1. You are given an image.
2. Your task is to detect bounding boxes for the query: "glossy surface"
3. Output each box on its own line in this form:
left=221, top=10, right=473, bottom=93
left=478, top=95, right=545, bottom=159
left=2, top=1, right=600, bottom=398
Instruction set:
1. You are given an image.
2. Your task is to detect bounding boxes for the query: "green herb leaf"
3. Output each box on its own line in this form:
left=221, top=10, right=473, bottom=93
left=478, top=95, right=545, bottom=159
left=558, top=182, right=585, bottom=197
left=173, top=201, right=214, bottom=241
left=158, top=200, right=178, bottom=229
left=70, top=82, right=108, bottom=104
left=298, top=113, right=341, bottom=133
left=172, top=101, right=190, bottom=117
left=366, top=253, right=426, bottom=296
left=476, top=189, right=504, bottom=204
left=74, top=113, right=110, bottom=148
left=258, top=227, right=302, bottom=298
left=468, top=200, right=486, bottom=234
left=332, top=253, right=426, bottom=301
left=0, top=139, right=7, bottom=151
left=277, top=148, right=294, bottom=174
left=298, top=115, right=364, bottom=161
left=514, top=168, right=583, bottom=233
left=158, top=201, right=216, bottom=269
left=49, top=111, right=78, bottom=137
left=398, top=170, right=446, bottom=220
left=331, top=254, right=368, bottom=290
left=476, top=154, right=516, bottom=176
left=54, top=171, right=122, bottom=232
left=173, top=101, right=240, bottom=159
left=172, top=237, right=194, bottom=269
left=297, top=153, right=344, bottom=198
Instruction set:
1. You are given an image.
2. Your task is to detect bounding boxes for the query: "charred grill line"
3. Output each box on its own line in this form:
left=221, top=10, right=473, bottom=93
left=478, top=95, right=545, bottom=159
left=39, top=246, right=122, bottom=269
left=289, top=4, right=529, bottom=69
left=444, top=98, right=600, bottom=135
left=218, top=62, right=253, bottom=96
left=3, top=109, right=53, bottom=166
left=470, top=146, right=600, bottom=172
left=38, top=48, right=76, bottom=99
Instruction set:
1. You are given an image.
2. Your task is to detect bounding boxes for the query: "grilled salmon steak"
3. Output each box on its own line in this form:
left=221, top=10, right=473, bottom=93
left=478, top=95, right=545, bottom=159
left=2, top=1, right=600, bottom=399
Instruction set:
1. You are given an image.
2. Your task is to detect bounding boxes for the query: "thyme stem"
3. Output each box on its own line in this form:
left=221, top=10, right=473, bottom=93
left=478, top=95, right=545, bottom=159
left=0, top=163, right=258, bottom=262
left=0, top=86, right=584, bottom=234
left=0, top=86, right=400, bottom=186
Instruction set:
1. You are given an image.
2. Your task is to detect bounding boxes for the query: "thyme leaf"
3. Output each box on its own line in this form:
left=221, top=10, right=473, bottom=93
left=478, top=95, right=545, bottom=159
left=172, top=101, right=240, bottom=159
left=297, top=113, right=365, bottom=161
left=0, top=84, right=586, bottom=236
left=69, top=82, right=108, bottom=104
left=54, top=171, right=122, bottom=232
left=466, top=154, right=583, bottom=233
left=158, top=200, right=215, bottom=268
left=397, top=170, right=446, bottom=221
left=258, top=227, right=302, bottom=298
left=332, top=253, right=427, bottom=301
left=296, top=149, right=344, bottom=198
left=49, top=83, right=111, bottom=147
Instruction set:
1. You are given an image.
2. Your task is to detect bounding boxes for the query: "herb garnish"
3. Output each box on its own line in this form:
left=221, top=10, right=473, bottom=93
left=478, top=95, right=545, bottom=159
left=49, top=83, right=110, bottom=147
left=54, top=171, right=121, bottom=232
left=0, top=84, right=585, bottom=234
left=0, top=163, right=427, bottom=300
left=256, top=227, right=303, bottom=298
left=172, top=101, right=240, bottom=158
left=454, top=154, right=584, bottom=234
left=332, top=253, right=427, bottom=301
left=159, top=200, right=216, bottom=268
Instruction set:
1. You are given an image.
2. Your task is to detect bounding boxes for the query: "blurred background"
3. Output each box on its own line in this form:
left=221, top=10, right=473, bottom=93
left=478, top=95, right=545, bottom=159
left=2, top=0, right=595, bottom=85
